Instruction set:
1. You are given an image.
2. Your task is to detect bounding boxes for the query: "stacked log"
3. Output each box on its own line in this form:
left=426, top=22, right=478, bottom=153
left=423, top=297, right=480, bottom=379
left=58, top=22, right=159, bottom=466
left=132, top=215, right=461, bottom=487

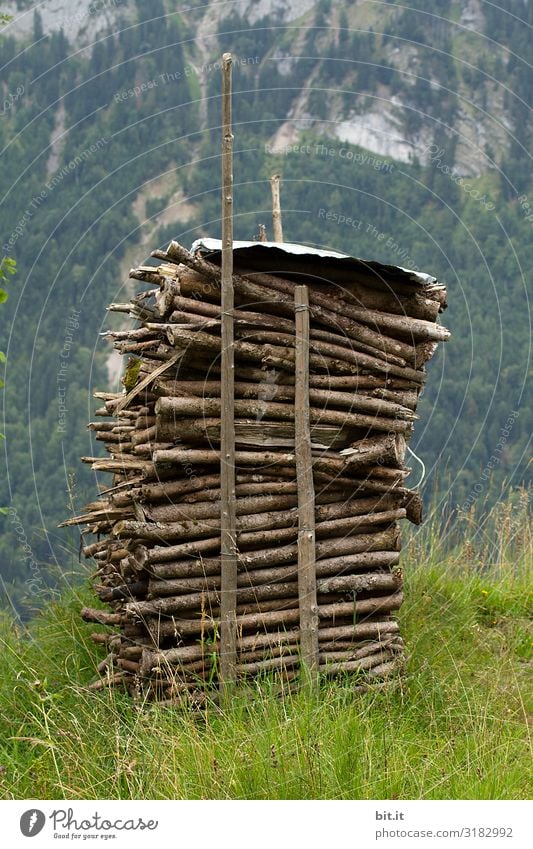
left=66, top=239, right=449, bottom=701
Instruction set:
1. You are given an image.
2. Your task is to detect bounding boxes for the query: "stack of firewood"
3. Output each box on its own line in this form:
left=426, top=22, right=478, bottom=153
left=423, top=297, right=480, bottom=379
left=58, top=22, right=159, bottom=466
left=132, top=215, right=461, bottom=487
left=65, top=239, right=449, bottom=701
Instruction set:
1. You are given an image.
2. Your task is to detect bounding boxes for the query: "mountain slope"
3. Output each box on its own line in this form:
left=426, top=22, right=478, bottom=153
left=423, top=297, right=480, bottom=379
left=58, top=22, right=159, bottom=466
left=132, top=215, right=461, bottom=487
left=0, top=0, right=530, bottom=609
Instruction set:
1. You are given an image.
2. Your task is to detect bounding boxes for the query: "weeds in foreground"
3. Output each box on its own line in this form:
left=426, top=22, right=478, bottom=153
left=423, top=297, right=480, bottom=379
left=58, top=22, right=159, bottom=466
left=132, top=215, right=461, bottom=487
left=0, top=493, right=530, bottom=799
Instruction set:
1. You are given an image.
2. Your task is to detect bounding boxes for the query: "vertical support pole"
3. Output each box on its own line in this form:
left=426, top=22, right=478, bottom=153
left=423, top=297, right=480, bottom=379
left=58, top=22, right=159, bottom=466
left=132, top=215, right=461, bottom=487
left=219, top=52, right=237, bottom=691
left=294, top=284, right=319, bottom=687
left=270, top=173, right=283, bottom=242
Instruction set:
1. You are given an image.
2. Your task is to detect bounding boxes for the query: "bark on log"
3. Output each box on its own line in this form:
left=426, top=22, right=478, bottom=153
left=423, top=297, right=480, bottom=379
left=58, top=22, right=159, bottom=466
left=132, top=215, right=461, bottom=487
left=229, top=368, right=417, bottom=392
left=232, top=325, right=409, bottom=368
left=142, top=572, right=400, bottom=613
left=167, top=250, right=446, bottom=352
left=145, top=526, right=400, bottom=567
left=130, top=475, right=317, bottom=507
left=148, top=549, right=400, bottom=582
left=153, top=378, right=415, bottom=420
left=319, top=650, right=397, bottom=676
left=325, top=280, right=441, bottom=321
left=152, top=446, right=408, bottom=479
left=147, top=608, right=401, bottom=640
left=144, top=492, right=403, bottom=524
left=112, top=503, right=403, bottom=544
left=144, top=489, right=347, bottom=523
left=81, top=607, right=123, bottom=625
left=165, top=321, right=426, bottom=384
left=156, top=417, right=356, bottom=450
left=241, top=268, right=450, bottom=342
left=147, top=634, right=401, bottom=668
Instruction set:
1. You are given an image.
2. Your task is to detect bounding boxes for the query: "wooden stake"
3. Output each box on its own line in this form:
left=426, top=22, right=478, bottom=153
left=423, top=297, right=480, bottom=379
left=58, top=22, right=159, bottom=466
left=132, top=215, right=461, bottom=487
left=219, top=52, right=237, bottom=690
left=270, top=173, right=283, bottom=242
left=294, top=284, right=319, bottom=685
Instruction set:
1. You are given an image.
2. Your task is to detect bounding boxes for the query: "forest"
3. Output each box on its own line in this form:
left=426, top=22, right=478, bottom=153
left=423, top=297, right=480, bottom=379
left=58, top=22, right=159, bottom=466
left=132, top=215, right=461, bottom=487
left=0, top=0, right=531, bottom=613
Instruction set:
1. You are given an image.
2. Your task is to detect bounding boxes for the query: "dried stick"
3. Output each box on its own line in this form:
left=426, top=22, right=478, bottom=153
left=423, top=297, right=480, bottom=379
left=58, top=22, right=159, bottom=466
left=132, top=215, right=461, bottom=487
left=219, top=51, right=237, bottom=689
left=294, top=284, right=319, bottom=681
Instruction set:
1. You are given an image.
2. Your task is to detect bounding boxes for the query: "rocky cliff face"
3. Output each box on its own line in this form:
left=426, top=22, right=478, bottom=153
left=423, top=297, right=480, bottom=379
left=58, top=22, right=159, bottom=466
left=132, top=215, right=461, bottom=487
left=2, top=0, right=527, bottom=177
left=4, top=0, right=135, bottom=45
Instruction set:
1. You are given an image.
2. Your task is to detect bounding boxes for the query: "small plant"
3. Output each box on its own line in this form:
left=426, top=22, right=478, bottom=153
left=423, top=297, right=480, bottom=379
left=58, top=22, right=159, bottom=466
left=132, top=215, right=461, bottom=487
left=0, top=256, right=16, bottom=392
left=121, top=357, right=142, bottom=391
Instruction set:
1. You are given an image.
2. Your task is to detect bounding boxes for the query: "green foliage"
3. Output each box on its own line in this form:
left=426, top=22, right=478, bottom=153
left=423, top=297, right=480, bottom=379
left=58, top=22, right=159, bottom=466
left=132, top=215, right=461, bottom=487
left=122, top=357, right=142, bottom=391
left=0, top=2, right=531, bottom=608
left=0, top=8, right=195, bottom=605
left=0, top=498, right=530, bottom=799
left=0, top=257, right=16, bottom=404
left=0, top=255, right=16, bottom=299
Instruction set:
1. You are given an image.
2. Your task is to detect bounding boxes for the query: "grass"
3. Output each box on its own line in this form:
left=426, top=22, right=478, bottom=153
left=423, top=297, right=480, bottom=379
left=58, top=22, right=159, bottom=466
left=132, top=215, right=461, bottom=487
left=0, top=492, right=531, bottom=800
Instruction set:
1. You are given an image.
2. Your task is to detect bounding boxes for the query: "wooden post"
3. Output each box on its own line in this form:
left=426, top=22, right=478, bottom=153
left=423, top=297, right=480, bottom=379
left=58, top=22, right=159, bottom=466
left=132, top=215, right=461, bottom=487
left=294, top=284, right=319, bottom=686
left=219, top=52, right=237, bottom=691
left=270, top=173, right=283, bottom=242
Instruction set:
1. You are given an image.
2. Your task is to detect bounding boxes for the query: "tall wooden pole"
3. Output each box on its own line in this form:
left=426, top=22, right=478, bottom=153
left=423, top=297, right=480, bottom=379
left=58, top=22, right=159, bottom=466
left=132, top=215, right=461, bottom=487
left=219, top=52, right=237, bottom=690
left=270, top=173, right=283, bottom=242
left=294, top=284, right=319, bottom=687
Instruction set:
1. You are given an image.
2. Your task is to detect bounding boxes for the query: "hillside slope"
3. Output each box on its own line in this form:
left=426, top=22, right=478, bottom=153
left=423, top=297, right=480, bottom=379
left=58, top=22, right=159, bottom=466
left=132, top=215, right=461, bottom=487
left=4, top=0, right=531, bottom=176
left=1, top=500, right=531, bottom=799
left=0, top=0, right=531, bottom=608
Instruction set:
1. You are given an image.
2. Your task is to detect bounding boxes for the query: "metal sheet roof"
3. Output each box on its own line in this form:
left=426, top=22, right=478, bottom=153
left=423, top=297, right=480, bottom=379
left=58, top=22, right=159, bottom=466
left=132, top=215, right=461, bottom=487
left=191, top=238, right=438, bottom=288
